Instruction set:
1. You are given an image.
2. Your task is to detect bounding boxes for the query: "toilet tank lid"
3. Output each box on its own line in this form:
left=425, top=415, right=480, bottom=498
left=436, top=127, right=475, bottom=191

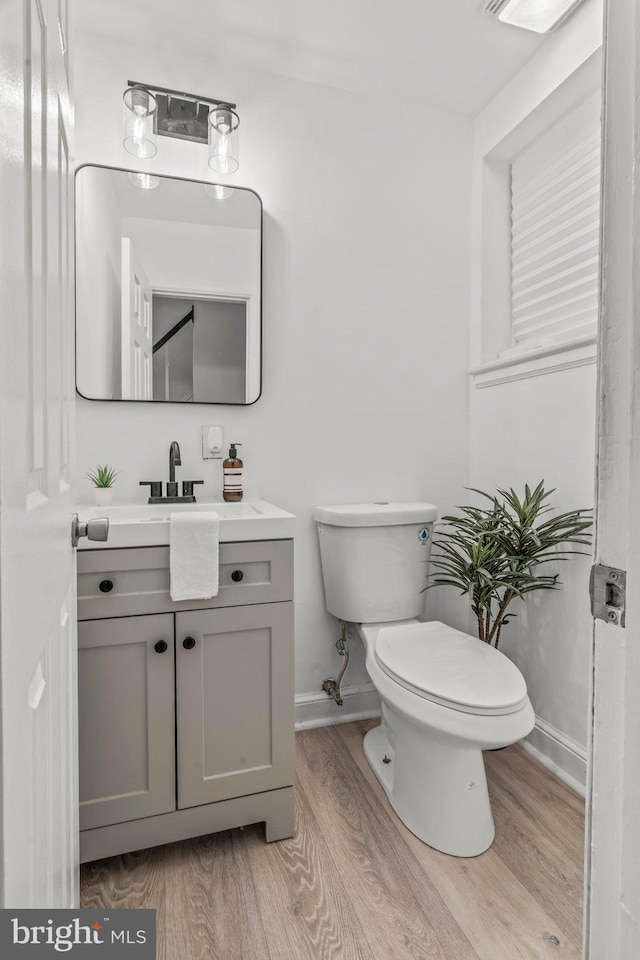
left=313, top=501, right=438, bottom=527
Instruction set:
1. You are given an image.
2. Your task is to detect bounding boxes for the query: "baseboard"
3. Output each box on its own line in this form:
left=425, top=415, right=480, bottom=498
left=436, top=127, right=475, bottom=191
left=295, top=682, right=381, bottom=731
left=523, top=716, right=587, bottom=797
left=295, top=690, right=588, bottom=798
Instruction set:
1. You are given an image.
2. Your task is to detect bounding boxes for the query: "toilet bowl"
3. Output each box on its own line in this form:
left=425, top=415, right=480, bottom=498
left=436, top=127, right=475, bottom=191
left=313, top=500, right=535, bottom=857
left=358, top=619, right=534, bottom=857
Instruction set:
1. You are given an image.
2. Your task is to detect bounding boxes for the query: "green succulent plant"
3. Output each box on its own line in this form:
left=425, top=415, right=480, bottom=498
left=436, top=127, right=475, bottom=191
left=86, top=464, right=119, bottom=488
left=427, top=481, right=593, bottom=648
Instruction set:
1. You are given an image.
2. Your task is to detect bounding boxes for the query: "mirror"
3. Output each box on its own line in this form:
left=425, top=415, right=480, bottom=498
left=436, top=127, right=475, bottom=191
left=75, top=165, right=262, bottom=404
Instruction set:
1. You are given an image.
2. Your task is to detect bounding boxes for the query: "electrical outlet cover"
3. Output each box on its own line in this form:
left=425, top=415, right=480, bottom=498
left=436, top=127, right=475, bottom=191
left=202, top=425, right=223, bottom=459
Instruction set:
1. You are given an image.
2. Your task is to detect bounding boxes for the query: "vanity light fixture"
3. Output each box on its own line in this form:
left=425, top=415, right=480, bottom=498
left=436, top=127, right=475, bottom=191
left=480, top=0, right=586, bottom=32
left=122, top=81, right=239, bottom=174
left=123, top=85, right=158, bottom=159
left=128, top=172, right=160, bottom=190
left=204, top=183, right=234, bottom=201
left=208, top=104, right=240, bottom=174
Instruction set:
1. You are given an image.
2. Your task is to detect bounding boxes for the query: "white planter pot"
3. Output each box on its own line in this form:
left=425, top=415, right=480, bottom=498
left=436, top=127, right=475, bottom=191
left=94, top=488, right=114, bottom=507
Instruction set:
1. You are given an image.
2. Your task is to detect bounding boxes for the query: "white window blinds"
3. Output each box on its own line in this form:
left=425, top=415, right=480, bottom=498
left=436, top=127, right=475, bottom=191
left=507, top=103, right=601, bottom=355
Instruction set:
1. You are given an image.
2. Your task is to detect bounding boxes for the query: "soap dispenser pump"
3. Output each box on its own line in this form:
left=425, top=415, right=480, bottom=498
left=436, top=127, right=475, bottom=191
left=223, top=443, right=243, bottom=502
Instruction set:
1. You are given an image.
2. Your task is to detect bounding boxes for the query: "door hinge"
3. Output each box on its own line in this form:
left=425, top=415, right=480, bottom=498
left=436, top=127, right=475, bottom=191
left=590, top=563, right=626, bottom=627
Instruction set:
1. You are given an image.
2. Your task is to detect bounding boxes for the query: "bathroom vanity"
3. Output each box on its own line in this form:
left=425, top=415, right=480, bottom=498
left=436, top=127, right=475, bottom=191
left=76, top=500, right=295, bottom=863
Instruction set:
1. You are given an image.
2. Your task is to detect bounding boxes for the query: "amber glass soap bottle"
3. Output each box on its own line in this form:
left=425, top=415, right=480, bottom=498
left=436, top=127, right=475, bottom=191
left=223, top=442, right=243, bottom=502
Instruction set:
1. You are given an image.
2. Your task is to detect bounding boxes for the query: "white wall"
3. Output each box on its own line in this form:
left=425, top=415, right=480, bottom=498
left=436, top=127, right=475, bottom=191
left=470, top=365, right=596, bottom=790
left=120, top=217, right=258, bottom=295
left=76, top=167, right=122, bottom=399
left=468, top=0, right=603, bottom=790
left=72, top=32, right=473, bottom=719
left=192, top=300, right=246, bottom=405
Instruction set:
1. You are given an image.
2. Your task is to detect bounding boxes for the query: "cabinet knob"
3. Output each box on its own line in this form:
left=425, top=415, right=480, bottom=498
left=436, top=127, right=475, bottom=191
left=231, top=569, right=244, bottom=583
left=183, top=636, right=197, bottom=650
left=154, top=640, right=168, bottom=654
left=99, top=579, right=114, bottom=593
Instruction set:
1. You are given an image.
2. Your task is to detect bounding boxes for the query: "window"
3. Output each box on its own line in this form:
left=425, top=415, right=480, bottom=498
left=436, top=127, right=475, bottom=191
left=501, top=99, right=601, bottom=358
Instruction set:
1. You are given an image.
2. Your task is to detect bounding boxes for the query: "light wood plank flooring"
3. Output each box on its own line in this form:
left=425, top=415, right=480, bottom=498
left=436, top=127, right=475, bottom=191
left=81, top=719, right=584, bottom=960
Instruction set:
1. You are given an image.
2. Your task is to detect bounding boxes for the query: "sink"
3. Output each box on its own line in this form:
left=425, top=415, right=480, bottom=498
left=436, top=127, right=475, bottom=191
left=97, top=501, right=263, bottom=522
left=78, top=498, right=295, bottom=548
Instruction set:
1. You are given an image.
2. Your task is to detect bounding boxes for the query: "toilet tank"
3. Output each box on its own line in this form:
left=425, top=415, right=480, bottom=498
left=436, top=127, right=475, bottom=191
left=313, top=501, right=438, bottom=623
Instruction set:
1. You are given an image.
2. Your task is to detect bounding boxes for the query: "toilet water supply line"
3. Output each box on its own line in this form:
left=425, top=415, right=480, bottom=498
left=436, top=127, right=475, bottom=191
left=322, top=620, right=349, bottom=706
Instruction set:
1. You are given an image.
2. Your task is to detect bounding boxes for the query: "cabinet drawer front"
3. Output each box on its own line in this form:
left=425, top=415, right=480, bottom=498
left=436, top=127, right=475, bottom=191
left=78, top=614, right=175, bottom=831
left=78, top=539, right=293, bottom=619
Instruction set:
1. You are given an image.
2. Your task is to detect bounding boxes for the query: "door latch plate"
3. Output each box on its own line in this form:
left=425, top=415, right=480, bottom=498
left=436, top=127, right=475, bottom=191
left=590, top=563, right=626, bottom=627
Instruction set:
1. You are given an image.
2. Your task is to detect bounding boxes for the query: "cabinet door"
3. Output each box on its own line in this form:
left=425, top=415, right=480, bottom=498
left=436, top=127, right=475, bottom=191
left=78, top=614, right=175, bottom=830
left=176, top=602, right=294, bottom=809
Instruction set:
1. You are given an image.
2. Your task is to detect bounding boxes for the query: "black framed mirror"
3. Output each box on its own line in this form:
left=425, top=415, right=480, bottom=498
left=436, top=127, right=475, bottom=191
left=75, top=164, right=262, bottom=404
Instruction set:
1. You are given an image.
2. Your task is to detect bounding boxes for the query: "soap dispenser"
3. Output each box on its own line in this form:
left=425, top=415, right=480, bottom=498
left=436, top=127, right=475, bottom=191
left=223, top=443, right=243, bottom=502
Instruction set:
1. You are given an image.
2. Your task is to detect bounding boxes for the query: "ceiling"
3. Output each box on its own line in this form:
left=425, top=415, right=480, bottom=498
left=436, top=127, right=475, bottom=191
left=72, top=0, right=547, bottom=117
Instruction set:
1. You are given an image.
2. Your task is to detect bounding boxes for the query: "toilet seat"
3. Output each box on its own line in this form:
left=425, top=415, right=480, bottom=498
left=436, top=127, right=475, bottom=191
left=374, top=620, right=529, bottom=716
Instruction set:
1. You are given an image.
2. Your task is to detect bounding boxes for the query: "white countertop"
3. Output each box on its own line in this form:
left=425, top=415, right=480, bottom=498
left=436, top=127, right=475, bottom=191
left=77, top=498, right=296, bottom=549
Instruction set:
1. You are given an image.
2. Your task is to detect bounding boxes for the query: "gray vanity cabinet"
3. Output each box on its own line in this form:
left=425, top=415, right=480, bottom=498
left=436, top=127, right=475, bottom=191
left=78, top=614, right=175, bottom=831
left=77, top=539, right=295, bottom=863
left=176, top=602, right=294, bottom=808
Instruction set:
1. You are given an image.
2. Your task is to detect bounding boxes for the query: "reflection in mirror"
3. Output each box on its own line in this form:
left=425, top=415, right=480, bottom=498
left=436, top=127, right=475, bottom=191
left=75, top=165, right=261, bottom=404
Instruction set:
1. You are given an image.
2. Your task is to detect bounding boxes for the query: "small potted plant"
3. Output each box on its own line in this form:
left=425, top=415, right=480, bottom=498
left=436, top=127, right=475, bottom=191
left=427, top=481, right=593, bottom=648
left=86, top=464, right=118, bottom=507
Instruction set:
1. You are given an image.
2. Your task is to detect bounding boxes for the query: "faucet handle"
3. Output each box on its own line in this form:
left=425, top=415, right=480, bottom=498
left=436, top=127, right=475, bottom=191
left=140, top=480, right=163, bottom=501
left=182, top=480, right=205, bottom=499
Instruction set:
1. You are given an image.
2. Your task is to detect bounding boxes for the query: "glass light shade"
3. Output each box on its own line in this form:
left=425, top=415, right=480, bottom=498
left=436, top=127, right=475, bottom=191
left=204, top=183, right=234, bottom=200
left=208, top=105, right=239, bottom=174
left=128, top=172, right=160, bottom=190
left=123, top=85, right=158, bottom=159
left=497, top=0, right=583, bottom=32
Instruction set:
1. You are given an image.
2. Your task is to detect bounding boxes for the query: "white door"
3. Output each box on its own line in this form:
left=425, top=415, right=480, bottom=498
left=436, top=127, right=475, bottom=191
left=586, top=0, right=640, bottom=956
left=121, top=238, right=153, bottom=400
left=0, top=0, right=78, bottom=906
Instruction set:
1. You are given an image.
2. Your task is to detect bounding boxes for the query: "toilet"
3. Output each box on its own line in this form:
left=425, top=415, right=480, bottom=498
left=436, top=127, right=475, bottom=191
left=313, top=501, right=535, bottom=857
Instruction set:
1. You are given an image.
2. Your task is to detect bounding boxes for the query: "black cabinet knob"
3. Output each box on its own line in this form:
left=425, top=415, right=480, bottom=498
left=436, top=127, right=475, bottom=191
left=99, top=579, right=114, bottom=593
left=231, top=570, right=244, bottom=583
left=183, top=636, right=197, bottom=650
left=154, top=640, right=168, bottom=654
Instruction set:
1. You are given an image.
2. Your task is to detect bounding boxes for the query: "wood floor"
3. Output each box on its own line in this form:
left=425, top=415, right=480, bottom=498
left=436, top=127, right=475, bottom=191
left=81, top=719, right=585, bottom=960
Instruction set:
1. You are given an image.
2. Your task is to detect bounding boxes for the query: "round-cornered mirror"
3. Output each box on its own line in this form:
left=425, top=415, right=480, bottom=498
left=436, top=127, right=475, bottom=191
left=75, top=164, right=262, bottom=404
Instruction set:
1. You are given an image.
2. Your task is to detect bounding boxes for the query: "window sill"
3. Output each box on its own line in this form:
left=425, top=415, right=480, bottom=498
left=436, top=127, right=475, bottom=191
left=470, top=336, right=597, bottom=388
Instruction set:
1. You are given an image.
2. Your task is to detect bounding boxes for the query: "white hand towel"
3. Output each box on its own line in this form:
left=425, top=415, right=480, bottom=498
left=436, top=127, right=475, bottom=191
left=170, top=512, right=220, bottom=602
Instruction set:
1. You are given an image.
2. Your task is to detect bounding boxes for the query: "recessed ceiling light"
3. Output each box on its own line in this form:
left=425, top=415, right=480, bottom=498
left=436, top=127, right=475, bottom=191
left=481, top=0, right=586, bottom=33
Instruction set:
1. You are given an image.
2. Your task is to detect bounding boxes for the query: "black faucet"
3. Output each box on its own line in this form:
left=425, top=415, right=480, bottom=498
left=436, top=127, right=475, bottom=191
left=168, top=441, right=182, bottom=495
left=139, top=441, right=204, bottom=504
